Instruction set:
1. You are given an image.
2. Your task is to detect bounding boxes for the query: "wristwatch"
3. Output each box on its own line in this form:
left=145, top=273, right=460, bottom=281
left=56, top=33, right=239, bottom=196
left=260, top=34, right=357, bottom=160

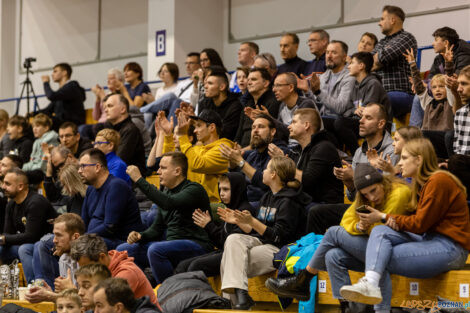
left=238, top=160, right=246, bottom=169
left=381, top=213, right=387, bottom=224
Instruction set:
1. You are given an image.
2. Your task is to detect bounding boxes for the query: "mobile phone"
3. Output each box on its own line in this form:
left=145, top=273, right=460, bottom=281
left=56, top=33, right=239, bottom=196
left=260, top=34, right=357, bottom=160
left=356, top=205, right=371, bottom=214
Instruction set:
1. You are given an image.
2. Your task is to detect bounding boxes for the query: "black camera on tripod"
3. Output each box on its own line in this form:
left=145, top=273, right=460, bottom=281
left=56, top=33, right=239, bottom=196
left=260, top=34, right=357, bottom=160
left=23, top=57, right=36, bottom=69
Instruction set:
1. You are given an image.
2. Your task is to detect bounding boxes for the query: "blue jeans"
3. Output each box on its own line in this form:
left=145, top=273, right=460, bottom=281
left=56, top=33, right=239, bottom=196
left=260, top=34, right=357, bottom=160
left=408, top=95, right=424, bottom=127
left=117, top=239, right=207, bottom=284
left=102, top=238, right=124, bottom=251
left=365, top=225, right=468, bottom=310
left=387, top=91, right=414, bottom=119
left=17, top=244, right=35, bottom=284
left=34, top=234, right=59, bottom=289
left=140, top=93, right=182, bottom=129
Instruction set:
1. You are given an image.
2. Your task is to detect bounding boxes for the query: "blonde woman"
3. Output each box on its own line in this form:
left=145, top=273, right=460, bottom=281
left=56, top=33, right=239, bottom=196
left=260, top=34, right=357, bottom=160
left=340, top=138, right=470, bottom=311
left=58, top=163, right=86, bottom=215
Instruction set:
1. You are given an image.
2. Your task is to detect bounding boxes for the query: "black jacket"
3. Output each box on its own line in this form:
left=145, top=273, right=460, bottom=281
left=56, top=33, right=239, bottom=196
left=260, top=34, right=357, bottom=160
left=198, top=92, right=243, bottom=141
left=41, top=80, right=86, bottom=125
left=104, top=116, right=146, bottom=174
left=74, top=137, right=93, bottom=159
left=289, top=130, right=343, bottom=204
left=350, top=74, right=392, bottom=121
left=4, top=191, right=58, bottom=245
left=10, top=135, right=33, bottom=164
left=204, top=172, right=253, bottom=249
left=256, top=185, right=311, bottom=247
left=132, top=296, right=162, bottom=313
left=277, top=56, right=308, bottom=76
left=430, top=39, right=470, bottom=77
left=234, top=89, right=281, bottom=147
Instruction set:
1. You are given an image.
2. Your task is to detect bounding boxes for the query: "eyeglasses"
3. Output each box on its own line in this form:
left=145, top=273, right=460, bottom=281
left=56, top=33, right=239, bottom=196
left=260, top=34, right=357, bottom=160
left=273, top=83, right=291, bottom=88
left=78, top=163, right=97, bottom=170
left=200, top=58, right=210, bottom=63
left=307, top=39, right=319, bottom=44
left=93, top=141, right=109, bottom=146
left=59, top=133, right=74, bottom=139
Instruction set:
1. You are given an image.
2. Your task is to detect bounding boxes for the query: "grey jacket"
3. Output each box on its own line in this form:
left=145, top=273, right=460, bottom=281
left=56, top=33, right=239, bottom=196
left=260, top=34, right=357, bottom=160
left=352, top=130, right=398, bottom=169
left=314, top=67, right=356, bottom=117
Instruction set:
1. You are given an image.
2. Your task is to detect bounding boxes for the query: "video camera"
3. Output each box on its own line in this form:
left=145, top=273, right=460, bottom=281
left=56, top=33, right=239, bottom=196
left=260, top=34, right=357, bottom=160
left=23, top=57, right=36, bottom=69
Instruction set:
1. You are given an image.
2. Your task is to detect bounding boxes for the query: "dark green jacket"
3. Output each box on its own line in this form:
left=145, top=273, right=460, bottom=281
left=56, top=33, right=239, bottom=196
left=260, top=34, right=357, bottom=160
left=136, top=178, right=213, bottom=251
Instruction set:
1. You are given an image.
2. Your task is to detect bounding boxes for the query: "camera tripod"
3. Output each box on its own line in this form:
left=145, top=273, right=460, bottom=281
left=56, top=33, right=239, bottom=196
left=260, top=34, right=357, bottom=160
left=15, top=65, right=39, bottom=115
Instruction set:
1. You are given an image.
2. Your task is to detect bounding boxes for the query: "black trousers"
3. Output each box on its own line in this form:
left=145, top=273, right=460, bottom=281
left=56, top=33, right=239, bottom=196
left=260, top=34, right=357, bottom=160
left=174, top=250, right=223, bottom=277
left=322, top=116, right=360, bottom=154
left=422, top=130, right=454, bottom=159
left=448, top=154, right=470, bottom=200
left=306, top=203, right=349, bottom=234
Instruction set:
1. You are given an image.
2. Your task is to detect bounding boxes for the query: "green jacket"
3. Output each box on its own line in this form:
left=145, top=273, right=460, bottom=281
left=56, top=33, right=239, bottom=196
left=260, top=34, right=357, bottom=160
left=137, top=178, right=213, bottom=251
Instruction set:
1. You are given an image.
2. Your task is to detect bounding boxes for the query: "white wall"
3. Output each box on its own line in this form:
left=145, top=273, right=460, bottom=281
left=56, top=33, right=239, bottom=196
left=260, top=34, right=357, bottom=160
left=11, top=0, right=148, bottom=116
left=222, top=0, right=470, bottom=72
left=3, top=0, right=470, bottom=116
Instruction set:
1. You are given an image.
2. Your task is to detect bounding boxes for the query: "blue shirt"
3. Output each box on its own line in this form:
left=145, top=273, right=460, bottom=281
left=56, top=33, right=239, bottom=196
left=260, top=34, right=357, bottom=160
left=82, top=175, right=144, bottom=241
left=106, top=152, right=131, bottom=185
left=126, top=82, right=151, bottom=100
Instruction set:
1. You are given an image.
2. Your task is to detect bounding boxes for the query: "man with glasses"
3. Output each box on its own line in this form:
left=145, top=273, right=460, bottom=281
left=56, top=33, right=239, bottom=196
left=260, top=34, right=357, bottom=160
left=304, top=29, right=329, bottom=76
left=79, top=148, right=144, bottom=250
left=59, top=122, right=93, bottom=159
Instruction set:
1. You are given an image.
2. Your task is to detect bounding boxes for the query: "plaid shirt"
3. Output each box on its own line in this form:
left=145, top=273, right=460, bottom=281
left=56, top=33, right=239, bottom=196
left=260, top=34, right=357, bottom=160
left=373, top=29, right=417, bottom=94
left=454, top=103, right=470, bottom=155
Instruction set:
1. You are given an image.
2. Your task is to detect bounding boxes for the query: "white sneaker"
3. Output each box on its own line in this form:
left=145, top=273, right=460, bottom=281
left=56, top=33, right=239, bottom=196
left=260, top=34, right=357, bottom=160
left=340, top=277, right=382, bottom=305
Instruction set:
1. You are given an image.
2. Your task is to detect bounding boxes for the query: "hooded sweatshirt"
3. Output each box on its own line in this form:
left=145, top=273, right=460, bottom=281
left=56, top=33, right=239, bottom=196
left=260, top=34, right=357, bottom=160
left=204, top=172, right=254, bottom=248
left=198, top=92, right=243, bottom=141
left=430, top=39, right=470, bottom=77
left=179, top=135, right=233, bottom=202
left=255, top=186, right=312, bottom=247
left=9, top=135, right=33, bottom=164
left=41, top=80, right=86, bottom=126
left=22, top=130, right=59, bottom=172
left=108, top=250, right=158, bottom=305
left=350, top=73, right=392, bottom=121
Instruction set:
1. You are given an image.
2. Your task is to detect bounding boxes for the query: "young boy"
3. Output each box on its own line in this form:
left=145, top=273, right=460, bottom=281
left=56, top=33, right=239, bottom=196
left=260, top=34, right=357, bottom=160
left=93, top=128, right=130, bottom=184
left=175, top=172, right=253, bottom=277
left=23, top=113, right=59, bottom=172
left=75, top=263, right=112, bottom=312
left=7, top=115, right=33, bottom=164
left=405, top=48, right=455, bottom=158
left=56, top=289, right=83, bottom=313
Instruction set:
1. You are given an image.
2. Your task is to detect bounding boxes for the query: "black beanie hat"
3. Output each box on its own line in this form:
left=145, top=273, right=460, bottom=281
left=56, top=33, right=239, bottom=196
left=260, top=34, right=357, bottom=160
left=354, top=163, right=383, bottom=190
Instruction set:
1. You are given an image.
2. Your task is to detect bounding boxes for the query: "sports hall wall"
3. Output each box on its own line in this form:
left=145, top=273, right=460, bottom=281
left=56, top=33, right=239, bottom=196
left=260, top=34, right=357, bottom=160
left=2, top=0, right=469, bottom=115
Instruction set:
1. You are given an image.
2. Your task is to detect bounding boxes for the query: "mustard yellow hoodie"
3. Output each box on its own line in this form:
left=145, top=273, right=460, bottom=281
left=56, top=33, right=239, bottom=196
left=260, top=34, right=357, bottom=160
left=179, top=135, right=233, bottom=202
left=163, top=135, right=203, bottom=185
left=340, top=182, right=412, bottom=235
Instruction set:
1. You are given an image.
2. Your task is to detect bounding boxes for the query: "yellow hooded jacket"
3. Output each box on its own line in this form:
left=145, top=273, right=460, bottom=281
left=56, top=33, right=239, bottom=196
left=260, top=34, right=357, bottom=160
left=340, top=182, right=413, bottom=235
left=179, top=134, right=233, bottom=203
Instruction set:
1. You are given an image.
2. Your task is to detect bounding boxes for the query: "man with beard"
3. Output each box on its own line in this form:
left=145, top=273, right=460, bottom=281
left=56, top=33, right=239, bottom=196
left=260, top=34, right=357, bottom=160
left=0, top=168, right=57, bottom=283
left=220, top=114, right=288, bottom=202
left=308, top=40, right=356, bottom=152
left=78, top=148, right=144, bottom=249
left=25, top=213, right=85, bottom=302
left=372, top=5, right=417, bottom=120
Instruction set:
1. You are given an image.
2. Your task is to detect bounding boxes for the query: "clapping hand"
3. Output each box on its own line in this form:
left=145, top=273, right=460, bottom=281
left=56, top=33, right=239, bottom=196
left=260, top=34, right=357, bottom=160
left=156, top=111, right=174, bottom=135
left=192, top=209, right=211, bottom=228
left=217, top=207, right=237, bottom=224
left=233, top=210, right=253, bottom=225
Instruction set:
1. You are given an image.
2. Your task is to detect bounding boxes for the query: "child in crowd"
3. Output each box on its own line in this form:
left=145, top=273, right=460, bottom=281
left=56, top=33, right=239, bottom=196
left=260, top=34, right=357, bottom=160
left=219, top=156, right=311, bottom=310
left=75, top=263, right=112, bottom=312
left=175, top=172, right=253, bottom=277
left=23, top=113, right=59, bottom=172
left=404, top=48, right=455, bottom=158
left=7, top=115, right=33, bottom=164
left=56, top=289, right=83, bottom=313
left=93, top=128, right=131, bottom=184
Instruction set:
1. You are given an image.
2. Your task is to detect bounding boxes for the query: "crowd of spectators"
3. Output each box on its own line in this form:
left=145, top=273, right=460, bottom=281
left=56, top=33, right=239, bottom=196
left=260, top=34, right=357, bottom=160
left=0, top=4, right=469, bottom=313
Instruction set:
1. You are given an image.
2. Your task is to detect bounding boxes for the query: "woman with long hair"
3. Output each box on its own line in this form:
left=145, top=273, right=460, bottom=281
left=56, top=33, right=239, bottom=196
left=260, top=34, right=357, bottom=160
left=220, top=156, right=311, bottom=310
left=266, top=163, right=412, bottom=312
left=340, top=138, right=470, bottom=312
left=58, top=163, right=87, bottom=215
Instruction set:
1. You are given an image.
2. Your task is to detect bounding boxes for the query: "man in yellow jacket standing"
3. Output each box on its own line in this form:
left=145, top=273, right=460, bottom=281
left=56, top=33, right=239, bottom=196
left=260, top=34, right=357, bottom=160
left=176, top=109, right=233, bottom=202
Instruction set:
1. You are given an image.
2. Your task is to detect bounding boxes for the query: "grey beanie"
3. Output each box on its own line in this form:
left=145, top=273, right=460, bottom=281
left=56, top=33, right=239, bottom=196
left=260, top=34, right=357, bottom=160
left=354, top=163, right=383, bottom=190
